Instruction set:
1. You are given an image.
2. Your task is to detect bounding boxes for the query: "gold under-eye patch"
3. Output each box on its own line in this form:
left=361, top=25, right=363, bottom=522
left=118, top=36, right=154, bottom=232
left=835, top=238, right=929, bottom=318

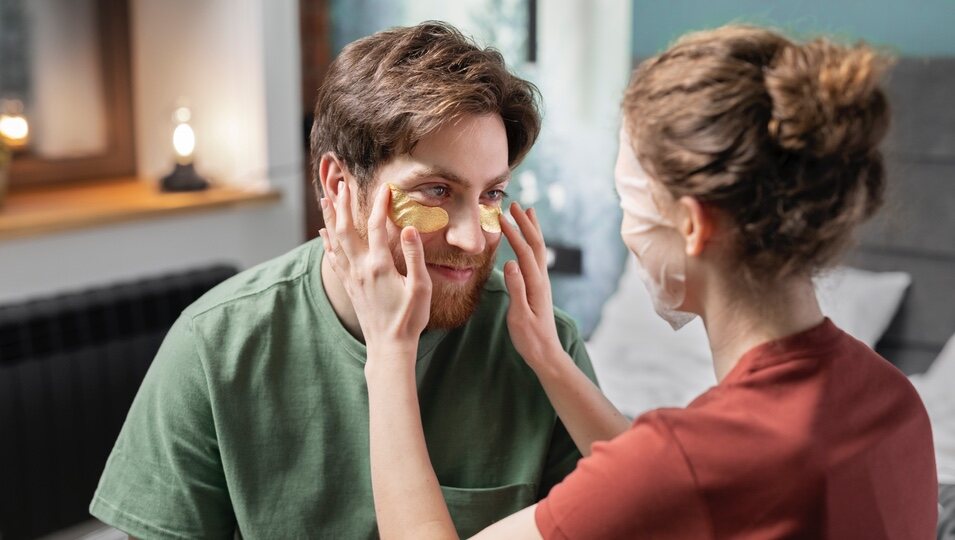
left=388, top=184, right=449, bottom=233
left=479, top=205, right=502, bottom=233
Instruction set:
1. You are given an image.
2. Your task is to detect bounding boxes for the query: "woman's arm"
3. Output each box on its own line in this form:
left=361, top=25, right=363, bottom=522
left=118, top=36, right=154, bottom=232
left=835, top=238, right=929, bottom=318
left=366, top=346, right=458, bottom=540
left=500, top=204, right=631, bottom=455
left=321, top=182, right=458, bottom=539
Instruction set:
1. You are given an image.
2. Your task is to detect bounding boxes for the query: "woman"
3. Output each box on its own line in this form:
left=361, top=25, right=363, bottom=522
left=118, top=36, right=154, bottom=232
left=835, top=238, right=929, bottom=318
left=320, top=25, right=937, bottom=538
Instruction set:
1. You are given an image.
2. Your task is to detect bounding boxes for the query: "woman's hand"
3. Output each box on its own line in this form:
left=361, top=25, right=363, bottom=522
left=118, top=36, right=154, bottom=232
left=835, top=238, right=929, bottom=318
left=501, top=202, right=631, bottom=454
left=500, top=202, right=566, bottom=371
left=319, top=181, right=432, bottom=358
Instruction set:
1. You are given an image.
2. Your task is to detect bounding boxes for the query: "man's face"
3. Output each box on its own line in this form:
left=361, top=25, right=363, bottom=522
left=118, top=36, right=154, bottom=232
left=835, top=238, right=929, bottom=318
left=354, top=113, right=510, bottom=329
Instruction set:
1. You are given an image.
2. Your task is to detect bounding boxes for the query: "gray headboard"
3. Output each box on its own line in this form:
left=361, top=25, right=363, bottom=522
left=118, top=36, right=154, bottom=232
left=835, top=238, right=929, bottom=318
left=851, top=57, right=955, bottom=375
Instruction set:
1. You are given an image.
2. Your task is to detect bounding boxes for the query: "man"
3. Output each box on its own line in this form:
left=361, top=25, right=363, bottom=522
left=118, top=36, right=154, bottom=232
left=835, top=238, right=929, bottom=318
left=90, top=21, right=596, bottom=538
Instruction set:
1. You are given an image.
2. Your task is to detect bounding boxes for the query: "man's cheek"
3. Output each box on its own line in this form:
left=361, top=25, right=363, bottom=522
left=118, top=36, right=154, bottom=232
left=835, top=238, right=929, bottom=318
left=388, top=184, right=449, bottom=233
left=478, top=204, right=502, bottom=233
left=484, top=232, right=502, bottom=254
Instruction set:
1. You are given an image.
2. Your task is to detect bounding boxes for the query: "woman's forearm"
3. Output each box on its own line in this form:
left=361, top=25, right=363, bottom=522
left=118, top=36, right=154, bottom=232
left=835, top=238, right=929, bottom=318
left=365, top=346, right=459, bottom=540
left=530, top=349, right=631, bottom=456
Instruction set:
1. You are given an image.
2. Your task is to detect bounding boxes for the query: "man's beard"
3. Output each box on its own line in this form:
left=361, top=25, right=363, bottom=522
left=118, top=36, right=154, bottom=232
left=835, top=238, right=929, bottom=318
left=355, top=199, right=496, bottom=329
left=396, top=245, right=495, bottom=329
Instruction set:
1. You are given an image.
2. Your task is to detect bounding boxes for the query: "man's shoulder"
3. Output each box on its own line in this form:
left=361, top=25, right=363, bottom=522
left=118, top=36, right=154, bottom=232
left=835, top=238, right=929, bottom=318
left=182, top=239, right=317, bottom=322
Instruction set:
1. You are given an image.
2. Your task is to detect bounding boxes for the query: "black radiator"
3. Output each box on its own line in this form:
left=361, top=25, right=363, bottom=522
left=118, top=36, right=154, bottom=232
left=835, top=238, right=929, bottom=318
left=0, top=265, right=237, bottom=540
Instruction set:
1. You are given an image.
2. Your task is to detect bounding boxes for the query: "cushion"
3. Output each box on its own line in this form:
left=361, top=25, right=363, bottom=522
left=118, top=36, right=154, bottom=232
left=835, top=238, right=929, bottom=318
left=909, top=332, right=955, bottom=484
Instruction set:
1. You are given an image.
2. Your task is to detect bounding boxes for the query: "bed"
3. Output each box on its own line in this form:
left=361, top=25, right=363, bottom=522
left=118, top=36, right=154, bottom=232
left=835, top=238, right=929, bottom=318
left=586, top=57, right=955, bottom=538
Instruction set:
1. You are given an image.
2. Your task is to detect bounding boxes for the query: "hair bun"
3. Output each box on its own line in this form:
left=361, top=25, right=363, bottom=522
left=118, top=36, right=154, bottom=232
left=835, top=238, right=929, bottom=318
left=765, top=39, right=892, bottom=159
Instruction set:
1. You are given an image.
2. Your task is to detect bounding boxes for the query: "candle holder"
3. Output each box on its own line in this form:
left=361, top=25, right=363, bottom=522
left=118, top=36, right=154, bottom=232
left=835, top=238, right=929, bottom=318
left=160, top=106, right=208, bottom=192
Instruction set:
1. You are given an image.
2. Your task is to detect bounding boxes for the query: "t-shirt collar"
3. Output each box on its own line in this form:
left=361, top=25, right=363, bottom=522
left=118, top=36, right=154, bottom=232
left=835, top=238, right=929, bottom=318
left=721, top=317, right=842, bottom=384
left=307, top=241, right=449, bottom=365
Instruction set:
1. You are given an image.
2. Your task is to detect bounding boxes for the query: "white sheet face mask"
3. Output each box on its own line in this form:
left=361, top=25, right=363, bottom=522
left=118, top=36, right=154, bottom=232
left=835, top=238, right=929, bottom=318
left=614, top=128, right=697, bottom=330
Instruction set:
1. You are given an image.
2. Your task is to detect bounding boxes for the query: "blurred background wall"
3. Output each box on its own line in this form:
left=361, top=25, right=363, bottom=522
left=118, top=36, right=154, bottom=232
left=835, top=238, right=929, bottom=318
left=0, top=0, right=305, bottom=305
left=632, top=0, right=955, bottom=57
left=4, top=0, right=954, bottom=326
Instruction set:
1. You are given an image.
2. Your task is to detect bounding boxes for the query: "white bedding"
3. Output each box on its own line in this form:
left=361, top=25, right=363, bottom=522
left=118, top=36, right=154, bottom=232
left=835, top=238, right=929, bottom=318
left=909, top=333, right=955, bottom=484
left=588, top=258, right=912, bottom=418
left=587, top=256, right=955, bottom=482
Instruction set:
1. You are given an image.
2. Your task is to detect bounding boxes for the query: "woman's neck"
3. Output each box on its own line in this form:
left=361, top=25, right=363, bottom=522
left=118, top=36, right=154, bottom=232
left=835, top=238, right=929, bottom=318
left=699, top=275, right=824, bottom=382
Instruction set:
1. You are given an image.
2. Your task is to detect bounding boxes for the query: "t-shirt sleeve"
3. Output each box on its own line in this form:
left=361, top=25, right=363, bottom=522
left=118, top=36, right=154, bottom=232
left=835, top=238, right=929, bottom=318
left=535, top=413, right=710, bottom=539
left=538, top=322, right=599, bottom=498
left=89, top=315, right=236, bottom=539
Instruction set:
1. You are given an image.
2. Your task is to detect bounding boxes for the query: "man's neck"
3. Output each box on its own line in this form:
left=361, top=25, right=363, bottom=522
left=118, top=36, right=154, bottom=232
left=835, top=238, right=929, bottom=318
left=321, top=255, right=366, bottom=342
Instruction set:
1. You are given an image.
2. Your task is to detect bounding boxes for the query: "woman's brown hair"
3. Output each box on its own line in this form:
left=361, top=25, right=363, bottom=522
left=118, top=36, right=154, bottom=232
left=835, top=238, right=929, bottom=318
left=310, top=21, right=540, bottom=194
left=623, top=25, right=893, bottom=282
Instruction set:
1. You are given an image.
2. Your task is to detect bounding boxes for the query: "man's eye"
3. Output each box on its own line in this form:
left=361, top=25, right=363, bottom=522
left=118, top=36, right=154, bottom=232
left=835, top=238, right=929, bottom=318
left=420, top=186, right=450, bottom=199
left=485, top=189, right=509, bottom=202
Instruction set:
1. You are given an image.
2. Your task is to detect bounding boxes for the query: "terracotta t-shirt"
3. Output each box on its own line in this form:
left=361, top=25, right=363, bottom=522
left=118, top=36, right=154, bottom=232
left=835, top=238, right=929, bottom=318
left=536, top=319, right=937, bottom=539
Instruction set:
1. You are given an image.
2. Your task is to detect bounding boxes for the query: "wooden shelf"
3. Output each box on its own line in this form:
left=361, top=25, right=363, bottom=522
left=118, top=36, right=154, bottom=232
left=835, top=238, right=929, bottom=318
left=0, top=177, right=281, bottom=241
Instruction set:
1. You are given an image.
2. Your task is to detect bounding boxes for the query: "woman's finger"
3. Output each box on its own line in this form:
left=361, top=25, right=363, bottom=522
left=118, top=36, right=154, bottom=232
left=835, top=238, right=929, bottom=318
left=503, top=260, right=532, bottom=316
left=527, top=206, right=544, bottom=237
left=526, top=207, right=548, bottom=269
left=321, top=196, right=335, bottom=233
left=319, top=226, right=331, bottom=254
left=321, top=196, right=339, bottom=248
left=321, top=199, right=350, bottom=269
left=510, top=203, right=548, bottom=270
left=367, top=183, right=392, bottom=259
left=320, top=227, right=349, bottom=276
left=333, top=180, right=359, bottom=260
left=502, top=203, right=542, bottom=285
left=400, top=227, right=431, bottom=295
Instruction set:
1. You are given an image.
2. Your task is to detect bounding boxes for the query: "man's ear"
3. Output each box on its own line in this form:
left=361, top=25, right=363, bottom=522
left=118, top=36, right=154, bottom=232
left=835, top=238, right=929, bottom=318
left=318, top=152, right=349, bottom=201
left=677, top=196, right=714, bottom=257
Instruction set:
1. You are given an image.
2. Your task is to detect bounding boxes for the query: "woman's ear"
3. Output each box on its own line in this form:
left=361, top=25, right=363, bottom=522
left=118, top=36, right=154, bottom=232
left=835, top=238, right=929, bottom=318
left=318, top=152, right=348, bottom=201
left=677, top=196, right=714, bottom=257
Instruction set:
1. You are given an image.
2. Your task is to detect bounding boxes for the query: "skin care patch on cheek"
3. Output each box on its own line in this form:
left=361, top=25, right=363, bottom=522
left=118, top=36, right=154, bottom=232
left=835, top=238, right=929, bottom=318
left=388, top=184, right=450, bottom=233
left=479, top=204, right=502, bottom=233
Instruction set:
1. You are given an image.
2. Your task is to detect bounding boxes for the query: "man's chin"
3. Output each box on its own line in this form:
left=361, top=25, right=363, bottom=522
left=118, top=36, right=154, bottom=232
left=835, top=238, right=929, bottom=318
left=425, top=284, right=481, bottom=330
left=425, top=264, right=493, bottom=330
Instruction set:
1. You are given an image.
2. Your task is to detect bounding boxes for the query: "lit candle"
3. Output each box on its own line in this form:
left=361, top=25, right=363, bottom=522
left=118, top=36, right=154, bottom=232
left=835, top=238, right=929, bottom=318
left=0, top=100, right=30, bottom=150
left=171, top=106, right=195, bottom=164
left=160, top=104, right=208, bottom=192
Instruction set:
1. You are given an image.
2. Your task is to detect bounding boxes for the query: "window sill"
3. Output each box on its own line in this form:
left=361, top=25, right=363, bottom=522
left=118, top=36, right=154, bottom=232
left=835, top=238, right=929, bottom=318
left=0, top=177, right=281, bottom=242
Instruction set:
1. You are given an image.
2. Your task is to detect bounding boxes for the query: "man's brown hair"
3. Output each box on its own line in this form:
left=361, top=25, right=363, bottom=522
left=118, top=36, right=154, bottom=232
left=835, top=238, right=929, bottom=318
left=310, top=21, right=541, bottom=194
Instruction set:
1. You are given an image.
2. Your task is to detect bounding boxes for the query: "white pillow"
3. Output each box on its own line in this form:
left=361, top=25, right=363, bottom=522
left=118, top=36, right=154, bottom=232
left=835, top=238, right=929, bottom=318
left=588, top=258, right=911, bottom=418
left=814, top=266, right=911, bottom=348
left=909, top=333, right=955, bottom=484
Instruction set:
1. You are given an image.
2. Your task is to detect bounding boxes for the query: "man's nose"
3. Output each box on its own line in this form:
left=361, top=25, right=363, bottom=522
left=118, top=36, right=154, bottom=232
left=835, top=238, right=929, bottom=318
left=444, top=205, right=487, bottom=255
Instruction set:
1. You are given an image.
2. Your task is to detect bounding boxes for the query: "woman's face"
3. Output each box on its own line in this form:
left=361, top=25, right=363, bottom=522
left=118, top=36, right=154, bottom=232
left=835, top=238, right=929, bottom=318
left=614, top=129, right=696, bottom=329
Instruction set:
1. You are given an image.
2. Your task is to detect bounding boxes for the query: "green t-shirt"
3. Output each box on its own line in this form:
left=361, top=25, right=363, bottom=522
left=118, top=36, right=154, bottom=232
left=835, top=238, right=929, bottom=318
left=90, top=239, right=596, bottom=539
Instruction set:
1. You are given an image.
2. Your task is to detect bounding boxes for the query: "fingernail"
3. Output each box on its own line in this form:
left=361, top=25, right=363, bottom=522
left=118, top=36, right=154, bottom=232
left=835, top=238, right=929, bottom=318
left=404, top=227, right=418, bottom=242
left=507, top=262, right=519, bottom=274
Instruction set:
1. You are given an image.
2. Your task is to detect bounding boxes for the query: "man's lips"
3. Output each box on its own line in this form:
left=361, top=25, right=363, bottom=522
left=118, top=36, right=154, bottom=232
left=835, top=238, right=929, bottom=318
left=426, top=263, right=475, bottom=283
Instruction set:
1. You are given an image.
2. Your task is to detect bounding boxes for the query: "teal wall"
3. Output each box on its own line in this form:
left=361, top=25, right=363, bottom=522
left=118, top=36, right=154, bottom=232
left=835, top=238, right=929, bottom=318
left=632, top=0, right=955, bottom=57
